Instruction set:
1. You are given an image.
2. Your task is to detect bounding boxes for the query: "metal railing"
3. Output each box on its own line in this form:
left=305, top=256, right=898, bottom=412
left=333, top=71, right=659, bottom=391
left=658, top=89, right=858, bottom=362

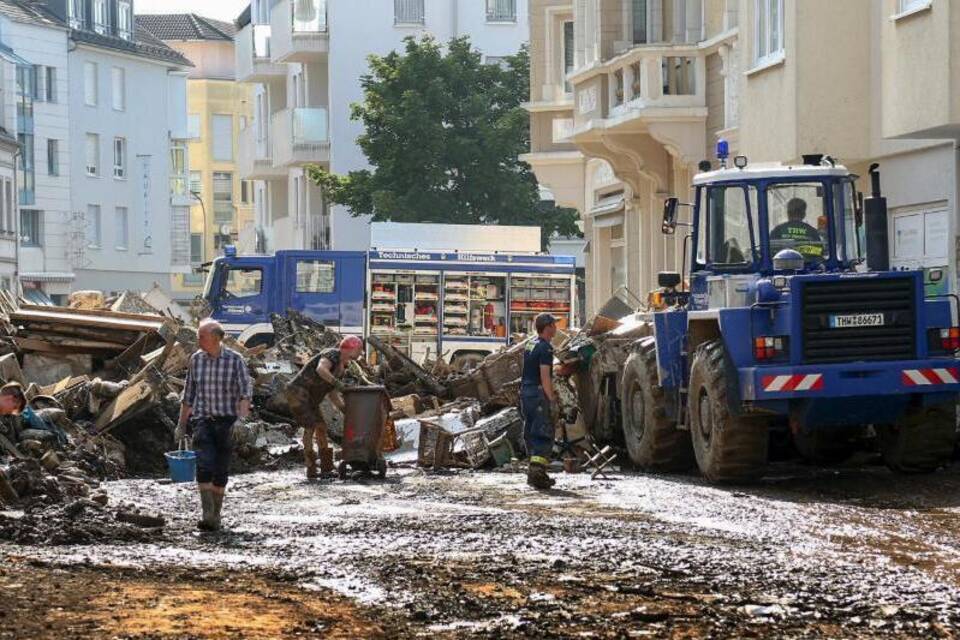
left=292, top=0, right=327, bottom=32
left=394, top=0, right=425, bottom=24
left=486, top=0, right=516, bottom=22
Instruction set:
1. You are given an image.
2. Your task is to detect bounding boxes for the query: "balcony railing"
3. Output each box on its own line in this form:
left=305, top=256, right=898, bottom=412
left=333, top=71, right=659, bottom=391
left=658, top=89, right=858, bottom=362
left=239, top=126, right=285, bottom=180
left=293, top=0, right=327, bottom=32
left=570, top=45, right=705, bottom=125
left=272, top=107, right=330, bottom=166
left=486, top=0, right=517, bottom=22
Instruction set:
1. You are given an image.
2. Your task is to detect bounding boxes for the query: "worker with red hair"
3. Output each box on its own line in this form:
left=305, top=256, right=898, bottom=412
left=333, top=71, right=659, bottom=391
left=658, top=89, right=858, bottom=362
left=285, top=335, right=364, bottom=478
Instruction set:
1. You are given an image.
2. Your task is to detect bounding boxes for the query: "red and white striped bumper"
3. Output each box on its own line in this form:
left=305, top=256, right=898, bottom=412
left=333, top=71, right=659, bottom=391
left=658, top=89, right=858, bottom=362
left=901, top=367, right=959, bottom=386
left=761, top=373, right=824, bottom=393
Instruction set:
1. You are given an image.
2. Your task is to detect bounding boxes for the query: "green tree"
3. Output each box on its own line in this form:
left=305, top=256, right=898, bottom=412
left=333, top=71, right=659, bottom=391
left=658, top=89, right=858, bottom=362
left=308, top=36, right=579, bottom=249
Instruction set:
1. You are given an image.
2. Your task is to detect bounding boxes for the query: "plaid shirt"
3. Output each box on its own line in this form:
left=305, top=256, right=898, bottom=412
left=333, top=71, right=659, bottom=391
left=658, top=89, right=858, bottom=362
left=181, top=347, right=253, bottom=418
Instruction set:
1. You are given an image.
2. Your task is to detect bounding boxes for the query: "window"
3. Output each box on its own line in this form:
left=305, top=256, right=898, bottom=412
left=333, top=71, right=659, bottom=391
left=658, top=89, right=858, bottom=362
left=706, top=186, right=756, bottom=267
left=83, top=62, right=97, bottom=106
left=16, top=65, right=34, bottom=99
left=20, top=210, right=41, bottom=247
left=755, top=0, right=784, bottom=65
left=118, top=0, right=133, bottom=39
left=187, top=113, right=201, bottom=139
left=68, top=0, right=85, bottom=28
left=190, top=233, right=203, bottom=264
left=86, top=204, right=101, bottom=248
left=224, top=268, right=262, bottom=297
left=44, top=66, right=56, bottom=103
left=189, top=170, right=201, bottom=195
left=296, top=260, right=335, bottom=293
left=113, top=137, right=126, bottom=178
left=85, top=133, right=99, bottom=176
left=47, top=139, right=59, bottom=176
left=3, top=180, right=11, bottom=233
left=111, top=67, right=125, bottom=111
left=240, top=180, right=252, bottom=204
left=834, top=180, right=860, bottom=263
left=211, top=114, right=233, bottom=161
left=394, top=0, right=424, bottom=24
left=632, top=0, right=648, bottom=44
left=18, top=134, right=34, bottom=205
left=92, top=0, right=107, bottom=33
left=213, top=172, right=234, bottom=224
left=170, top=142, right=187, bottom=195
left=32, top=65, right=43, bottom=101
left=486, top=0, right=516, bottom=22
left=562, top=21, right=574, bottom=93
left=767, top=183, right=828, bottom=262
left=899, top=0, right=930, bottom=12
left=115, top=206, right=128, bottom=249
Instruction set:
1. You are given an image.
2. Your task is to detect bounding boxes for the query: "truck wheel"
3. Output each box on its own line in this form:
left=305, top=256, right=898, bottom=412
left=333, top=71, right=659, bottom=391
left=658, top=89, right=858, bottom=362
left=688, top=340, right=768, bottom=483
left=878, top=401, right=957, bottom=473
left=619, top=342, right=693, bottom=471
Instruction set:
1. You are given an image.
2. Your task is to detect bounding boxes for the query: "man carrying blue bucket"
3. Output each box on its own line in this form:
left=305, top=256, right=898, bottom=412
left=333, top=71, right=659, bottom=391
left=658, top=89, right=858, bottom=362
left=176, top=319, right=253, bottom=531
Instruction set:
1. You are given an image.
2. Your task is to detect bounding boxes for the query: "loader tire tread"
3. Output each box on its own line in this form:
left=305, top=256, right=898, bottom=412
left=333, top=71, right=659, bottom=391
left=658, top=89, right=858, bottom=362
left=880, top=401, right=957, bottom=474
left=619, top=340, right=693, bottom=472
left=688, top=340, right=768, bottom=483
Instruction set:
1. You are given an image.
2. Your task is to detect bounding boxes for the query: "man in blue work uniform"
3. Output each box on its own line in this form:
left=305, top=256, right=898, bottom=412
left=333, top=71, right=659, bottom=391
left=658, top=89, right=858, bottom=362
left=520, top=313, right=559, bottom=490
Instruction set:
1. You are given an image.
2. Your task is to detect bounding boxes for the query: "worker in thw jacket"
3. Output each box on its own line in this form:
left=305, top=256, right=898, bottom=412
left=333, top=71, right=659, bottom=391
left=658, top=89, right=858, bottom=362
left=520, top=313, right=559, bottom=490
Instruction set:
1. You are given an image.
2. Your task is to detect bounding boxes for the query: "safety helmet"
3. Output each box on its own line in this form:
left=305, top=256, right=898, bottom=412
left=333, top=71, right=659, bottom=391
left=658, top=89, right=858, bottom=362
left=340, top=335, right=363, bottom=352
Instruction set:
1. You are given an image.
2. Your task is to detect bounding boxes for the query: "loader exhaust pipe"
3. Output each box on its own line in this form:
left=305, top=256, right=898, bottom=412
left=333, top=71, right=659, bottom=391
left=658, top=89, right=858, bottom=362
left=864, top=163, right=889, bottom=272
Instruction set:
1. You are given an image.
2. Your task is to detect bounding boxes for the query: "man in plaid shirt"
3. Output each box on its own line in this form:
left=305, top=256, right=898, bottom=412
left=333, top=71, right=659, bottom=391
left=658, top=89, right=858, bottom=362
left=177, top=319, right=252, bottom=531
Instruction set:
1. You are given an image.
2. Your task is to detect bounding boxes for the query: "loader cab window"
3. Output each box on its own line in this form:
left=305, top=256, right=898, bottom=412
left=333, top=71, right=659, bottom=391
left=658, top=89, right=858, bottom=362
left=834, top=179, right=861, bottom=263
left=223, top=267, right=263, bottom=298
left=767, top=183, right=828, bottom=262
left=705, top=185, right=757, bottom=268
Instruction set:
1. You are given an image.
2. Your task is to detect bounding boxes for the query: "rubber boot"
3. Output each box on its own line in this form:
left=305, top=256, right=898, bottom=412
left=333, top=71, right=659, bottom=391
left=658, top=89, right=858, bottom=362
left=211, top=492, right=224, bottom=531
left=305, top=456, right=318, bottom=480
left=318, top=447, right=334, bottom=477
left=527, top=462, right=555, bottom=491
left=197, top=489, right=215, bottom=530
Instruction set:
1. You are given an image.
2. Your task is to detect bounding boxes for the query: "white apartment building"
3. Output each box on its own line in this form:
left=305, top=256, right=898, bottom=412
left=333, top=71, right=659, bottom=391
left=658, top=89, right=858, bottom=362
left=235, top=0, right=530, bottom=253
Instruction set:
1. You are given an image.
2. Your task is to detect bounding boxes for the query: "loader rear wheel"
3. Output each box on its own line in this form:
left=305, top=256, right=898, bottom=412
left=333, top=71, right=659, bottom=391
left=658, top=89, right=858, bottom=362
left=620, top=342, right=693, bottom=472
left=878, top=401, right=957, bottom=474
left=688, top=340, right=769, bottom=483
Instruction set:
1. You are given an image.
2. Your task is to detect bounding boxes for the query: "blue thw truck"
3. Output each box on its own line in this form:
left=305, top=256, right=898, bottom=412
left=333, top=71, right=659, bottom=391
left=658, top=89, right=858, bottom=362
left=581, top=148, right=959, bottom=483
left=202, top=240, right=577, bottom=367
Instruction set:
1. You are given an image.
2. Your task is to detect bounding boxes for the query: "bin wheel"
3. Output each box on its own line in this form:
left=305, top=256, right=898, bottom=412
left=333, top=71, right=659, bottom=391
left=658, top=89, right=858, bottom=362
left=337, top=460, right=348, bottom=480
left=375, top=458, right=387, bottom=479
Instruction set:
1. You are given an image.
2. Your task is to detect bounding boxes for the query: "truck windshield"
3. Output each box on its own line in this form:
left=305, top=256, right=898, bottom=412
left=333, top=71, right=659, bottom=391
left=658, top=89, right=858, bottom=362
left=201, top=260, right=218, bottom=301
left=767, top=183, right=828, bottom=263
left=703, top=185, right=758, bottom=268
left=833, top=180, right=860, bottom=263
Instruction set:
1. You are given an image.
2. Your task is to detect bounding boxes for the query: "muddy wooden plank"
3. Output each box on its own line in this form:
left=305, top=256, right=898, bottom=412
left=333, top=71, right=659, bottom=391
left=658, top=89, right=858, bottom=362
left=11, top=307, right=165, bottom=333
left=94, top=379, right=158, bottom=434
left=0, top=353, right=23, bottom=384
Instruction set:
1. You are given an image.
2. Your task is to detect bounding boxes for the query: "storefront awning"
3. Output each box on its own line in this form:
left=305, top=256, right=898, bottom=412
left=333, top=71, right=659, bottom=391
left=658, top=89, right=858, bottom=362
left=20, top=271, right=75, bottom=283
left=589, top=194, right=625, bottom=228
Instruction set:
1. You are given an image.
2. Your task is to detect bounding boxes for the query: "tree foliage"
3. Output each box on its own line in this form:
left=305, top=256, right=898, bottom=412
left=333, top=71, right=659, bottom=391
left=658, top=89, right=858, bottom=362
left=308, top=36, right=579, bottom=248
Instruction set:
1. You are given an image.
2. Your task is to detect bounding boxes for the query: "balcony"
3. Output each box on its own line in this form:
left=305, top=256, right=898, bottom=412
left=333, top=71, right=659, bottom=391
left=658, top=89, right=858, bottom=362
left=239, top=126, right=286, bottom=180
left=170, top=175, right=192, bottom=207
left=271, top=0, right=329, bottom=63
left=271, top=107, right=330, bottom=167
left=235, top=23, right=286, bottom=83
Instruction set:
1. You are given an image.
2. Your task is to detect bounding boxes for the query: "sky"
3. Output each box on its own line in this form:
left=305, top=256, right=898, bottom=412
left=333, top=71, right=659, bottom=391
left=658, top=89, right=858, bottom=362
left=136, top=0, right=250, bottom=22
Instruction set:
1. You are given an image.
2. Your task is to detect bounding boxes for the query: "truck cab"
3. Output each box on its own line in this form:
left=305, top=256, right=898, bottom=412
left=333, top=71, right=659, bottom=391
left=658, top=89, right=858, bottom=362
left=616, top=152, right=959, bottom=483
left=204, top=249, right=366, bottom=346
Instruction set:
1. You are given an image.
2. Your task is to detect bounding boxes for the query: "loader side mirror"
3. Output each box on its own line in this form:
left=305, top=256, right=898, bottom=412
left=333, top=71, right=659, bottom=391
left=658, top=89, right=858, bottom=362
left=658, top=271, right=681, bottom=289
left=662, top=198, right=679, bottom=235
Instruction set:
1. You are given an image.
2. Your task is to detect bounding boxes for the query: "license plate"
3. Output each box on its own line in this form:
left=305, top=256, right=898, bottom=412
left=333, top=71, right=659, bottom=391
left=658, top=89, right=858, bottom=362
left=829, top=313, right=884, bottom=328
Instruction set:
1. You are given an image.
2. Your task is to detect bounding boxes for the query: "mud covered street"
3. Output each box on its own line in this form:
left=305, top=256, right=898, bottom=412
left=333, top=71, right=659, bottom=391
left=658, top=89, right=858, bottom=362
left=4, top=460, right=960, bottom=638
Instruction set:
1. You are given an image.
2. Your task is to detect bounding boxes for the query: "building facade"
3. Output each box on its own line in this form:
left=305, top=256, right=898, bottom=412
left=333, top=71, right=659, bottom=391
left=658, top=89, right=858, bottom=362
left=235, top=0, right=530, bottom=254
left=139, top=14, right=255, bottom=301
left=527, top=0, right=960, bottom=317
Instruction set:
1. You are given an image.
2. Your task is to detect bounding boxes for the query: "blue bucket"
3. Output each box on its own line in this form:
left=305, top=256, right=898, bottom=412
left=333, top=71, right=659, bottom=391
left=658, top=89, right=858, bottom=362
left=165, top=450, right=197, bottom=483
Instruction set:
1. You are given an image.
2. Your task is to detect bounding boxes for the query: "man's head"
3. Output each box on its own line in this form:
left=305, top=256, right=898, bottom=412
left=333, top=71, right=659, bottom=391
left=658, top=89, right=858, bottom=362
left=535, top=313, right=557, bottom=340
left=786, top=198, right=807, bottom=222
left=197, top=318, right=225, bottom=356
left=0, top=382, right=26, bottom=415
left=339, top=335, right=364, bottom=362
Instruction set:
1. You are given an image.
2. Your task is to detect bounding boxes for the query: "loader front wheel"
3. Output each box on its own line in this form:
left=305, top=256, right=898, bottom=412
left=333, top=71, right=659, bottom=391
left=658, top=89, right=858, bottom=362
left=879, top=401, right=957, bottom=474
left=620, top=342, right=693, bottom=472
left=688, top=340, right=769, bottom=483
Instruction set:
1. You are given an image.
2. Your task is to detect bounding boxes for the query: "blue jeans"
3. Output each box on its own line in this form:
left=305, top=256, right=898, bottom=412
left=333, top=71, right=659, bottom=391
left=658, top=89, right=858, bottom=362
left=191, top=416, right=235, bottom=487
left=520, top=386, right=553, bottom=461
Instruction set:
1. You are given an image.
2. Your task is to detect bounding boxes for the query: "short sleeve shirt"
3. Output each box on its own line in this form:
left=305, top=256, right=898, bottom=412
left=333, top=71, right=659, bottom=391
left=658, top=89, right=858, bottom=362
left=521, top=337, right=554, bottom=387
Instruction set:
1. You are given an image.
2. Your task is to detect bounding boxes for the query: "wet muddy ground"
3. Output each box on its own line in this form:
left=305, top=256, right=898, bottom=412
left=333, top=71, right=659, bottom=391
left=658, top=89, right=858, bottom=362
left=4, top=458, right=960, bottom=638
